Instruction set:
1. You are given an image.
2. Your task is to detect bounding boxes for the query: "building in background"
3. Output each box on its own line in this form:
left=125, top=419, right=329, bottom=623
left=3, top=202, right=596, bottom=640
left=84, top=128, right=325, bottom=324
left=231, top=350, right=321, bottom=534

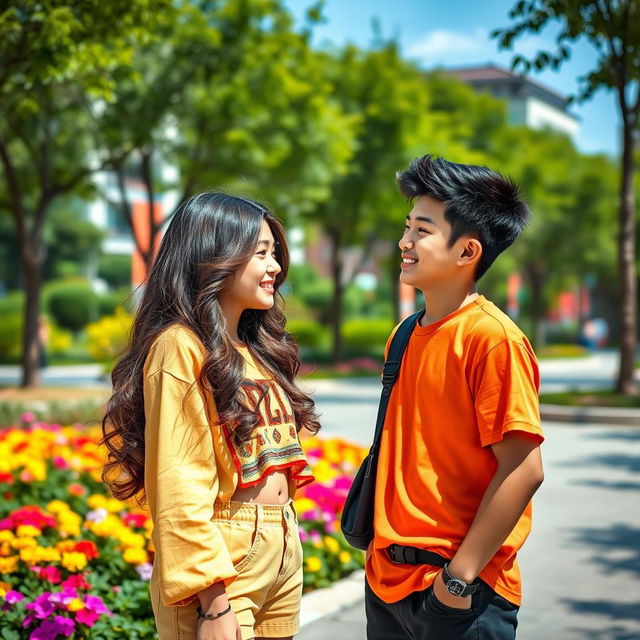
left=447, top=63, right=579, bottom=139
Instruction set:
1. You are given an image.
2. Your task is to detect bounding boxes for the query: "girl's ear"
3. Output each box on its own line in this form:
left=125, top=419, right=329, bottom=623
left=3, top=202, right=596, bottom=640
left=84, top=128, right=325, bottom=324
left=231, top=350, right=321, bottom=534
left=457, top=238, right=482, bottom=268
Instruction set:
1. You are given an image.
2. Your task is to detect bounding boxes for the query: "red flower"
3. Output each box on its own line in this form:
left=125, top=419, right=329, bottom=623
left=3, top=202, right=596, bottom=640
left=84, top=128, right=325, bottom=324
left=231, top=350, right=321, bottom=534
left=0, top=473, right=14, bottom=484
left=62, top=574, right=92, bottom=591
left=74, top=540, right=99, bottom=560
left=123, top=513, right=148, bottom=529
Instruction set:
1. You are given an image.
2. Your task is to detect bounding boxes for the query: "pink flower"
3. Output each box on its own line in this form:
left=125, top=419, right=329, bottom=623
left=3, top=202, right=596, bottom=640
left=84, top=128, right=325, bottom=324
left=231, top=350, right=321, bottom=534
left=4, top=590, right=24, bottom=604
left=52, top=457, right=70, bottom=470
left=75, top=608, right=100, bottom=626
left=25, top=592, right=56, bottom=619
left=21, top=412, right=36, bottom=423
left=299, top=530, right=309, bottom=542
left=61, top=574, right=91, bottom=591
left=41, top=566, right=62, bottom=584
left=84, top=595, right=110, bottom=615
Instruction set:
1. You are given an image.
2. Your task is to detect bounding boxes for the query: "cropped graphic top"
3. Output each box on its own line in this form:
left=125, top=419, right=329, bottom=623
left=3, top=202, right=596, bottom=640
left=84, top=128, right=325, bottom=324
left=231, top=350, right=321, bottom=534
left=142, top=324, right=314, bottom=607
left=227, top=345, right=314, bottom=489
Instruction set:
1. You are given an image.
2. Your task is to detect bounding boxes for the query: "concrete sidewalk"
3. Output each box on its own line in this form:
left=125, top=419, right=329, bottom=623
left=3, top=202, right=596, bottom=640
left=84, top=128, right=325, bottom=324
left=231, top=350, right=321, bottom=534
left=297, top=420, right=640, bottom=640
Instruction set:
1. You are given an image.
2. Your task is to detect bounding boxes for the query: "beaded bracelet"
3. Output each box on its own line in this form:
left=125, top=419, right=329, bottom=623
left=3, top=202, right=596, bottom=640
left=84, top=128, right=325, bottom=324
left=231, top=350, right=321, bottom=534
left=196, top=604, right=232, bottom=620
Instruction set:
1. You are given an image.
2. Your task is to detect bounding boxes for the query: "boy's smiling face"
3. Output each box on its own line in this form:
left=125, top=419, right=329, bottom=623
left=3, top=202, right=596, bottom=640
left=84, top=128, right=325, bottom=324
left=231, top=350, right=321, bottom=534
left=399, top=195, right=469, bottom=291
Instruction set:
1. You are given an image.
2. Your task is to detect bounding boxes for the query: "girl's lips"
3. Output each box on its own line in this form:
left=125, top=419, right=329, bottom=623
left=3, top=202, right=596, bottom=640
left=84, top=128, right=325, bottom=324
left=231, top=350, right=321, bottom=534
left=260, top=282, right=275, bottom=293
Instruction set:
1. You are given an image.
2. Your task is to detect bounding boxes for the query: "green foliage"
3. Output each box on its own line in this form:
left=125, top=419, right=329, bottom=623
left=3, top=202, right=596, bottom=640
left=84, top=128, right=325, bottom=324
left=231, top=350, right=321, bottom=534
left=45, top=281, right=98, bottom=333
left=98, top=255, right=132, bottom=290
left=0, top=313, right=22, bottom=362
left=97, top=289, right=133, bottom=317
left=342, top=318, right=394, bottom=353
left=286, top=319, right=327, bottom=349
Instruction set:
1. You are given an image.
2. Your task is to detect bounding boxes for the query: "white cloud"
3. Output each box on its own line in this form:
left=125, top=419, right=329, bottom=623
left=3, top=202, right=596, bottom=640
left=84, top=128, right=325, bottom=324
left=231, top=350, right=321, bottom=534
left=406, top=27, right=489, bottom=58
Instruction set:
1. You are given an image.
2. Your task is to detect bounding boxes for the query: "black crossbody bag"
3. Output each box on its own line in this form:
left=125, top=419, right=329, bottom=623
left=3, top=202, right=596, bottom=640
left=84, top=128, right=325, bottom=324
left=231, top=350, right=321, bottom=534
left=340, top=310, right=422, bottom=550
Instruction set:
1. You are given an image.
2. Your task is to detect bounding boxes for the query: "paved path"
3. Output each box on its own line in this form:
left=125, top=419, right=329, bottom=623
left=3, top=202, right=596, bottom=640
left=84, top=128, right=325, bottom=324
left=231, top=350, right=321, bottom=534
left=298, top=410, right=640, bottom=638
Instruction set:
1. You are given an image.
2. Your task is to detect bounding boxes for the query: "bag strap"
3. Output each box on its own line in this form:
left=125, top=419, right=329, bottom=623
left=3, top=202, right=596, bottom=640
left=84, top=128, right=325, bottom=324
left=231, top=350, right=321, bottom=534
left=369, top=309, right=423, bottom=454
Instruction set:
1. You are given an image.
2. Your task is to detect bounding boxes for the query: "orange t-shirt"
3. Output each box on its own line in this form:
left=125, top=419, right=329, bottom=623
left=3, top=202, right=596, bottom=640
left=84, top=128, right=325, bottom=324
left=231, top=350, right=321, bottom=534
left=365, top=296, right=544, bottom=606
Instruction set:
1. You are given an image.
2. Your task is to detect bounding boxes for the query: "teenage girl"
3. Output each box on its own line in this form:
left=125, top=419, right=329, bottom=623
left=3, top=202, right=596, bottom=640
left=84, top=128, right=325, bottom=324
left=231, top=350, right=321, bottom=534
left=101, top=193, right=320, bottom=640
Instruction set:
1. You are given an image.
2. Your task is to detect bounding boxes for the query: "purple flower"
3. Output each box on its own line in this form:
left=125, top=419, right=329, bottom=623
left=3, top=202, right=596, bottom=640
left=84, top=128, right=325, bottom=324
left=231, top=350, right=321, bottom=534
left=28, top=615, right=75, bottom=639
left=85, top=508, right=108, bottom=523
left=84, top=595, right=109, bottom=615
left=5, top=590, right=25, bottom=604
left=50, top=587, right=78, bottom=606
left=53, top=615, right=75, bottom=637
left=135, top=563, right=153, bottom=581
left=25, top=593, right=55, bottom=619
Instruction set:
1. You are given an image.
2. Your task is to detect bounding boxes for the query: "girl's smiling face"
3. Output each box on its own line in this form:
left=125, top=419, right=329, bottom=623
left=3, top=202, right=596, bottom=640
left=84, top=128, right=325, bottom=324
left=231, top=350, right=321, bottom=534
left=224, top=219, right=282, bottom=312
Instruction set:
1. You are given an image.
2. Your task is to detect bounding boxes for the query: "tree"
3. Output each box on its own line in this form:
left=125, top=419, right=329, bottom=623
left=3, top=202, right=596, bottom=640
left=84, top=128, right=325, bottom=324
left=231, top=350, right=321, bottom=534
left=99, top=0, right=354, bottom=279
left=491, top=126, right=617, bottom=347
left=0, top=1, right=169, bottom=387
left=493, top=0, right=639, bottom=393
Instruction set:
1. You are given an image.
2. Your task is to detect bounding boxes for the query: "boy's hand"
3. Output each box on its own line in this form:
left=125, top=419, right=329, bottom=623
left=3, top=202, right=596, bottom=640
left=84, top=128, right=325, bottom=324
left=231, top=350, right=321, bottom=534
left=432, top=570, right=472, bottom=610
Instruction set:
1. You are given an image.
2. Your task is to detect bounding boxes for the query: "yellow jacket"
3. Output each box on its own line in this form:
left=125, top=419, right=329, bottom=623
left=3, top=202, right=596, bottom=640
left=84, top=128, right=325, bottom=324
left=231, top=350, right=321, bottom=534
left=143, top=325, right=312, bottom=606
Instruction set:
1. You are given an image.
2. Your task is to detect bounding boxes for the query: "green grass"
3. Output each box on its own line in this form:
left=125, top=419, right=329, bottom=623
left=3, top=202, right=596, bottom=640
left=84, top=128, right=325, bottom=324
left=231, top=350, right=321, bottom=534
left=539, top=390, right=640, bottom=408
left=537, top=344, right=590, bottom=359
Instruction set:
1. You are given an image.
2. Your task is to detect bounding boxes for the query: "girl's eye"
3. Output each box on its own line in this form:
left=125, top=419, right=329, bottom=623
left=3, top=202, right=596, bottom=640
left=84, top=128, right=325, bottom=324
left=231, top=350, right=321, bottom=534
left=257, top=250, right=267, bottom=256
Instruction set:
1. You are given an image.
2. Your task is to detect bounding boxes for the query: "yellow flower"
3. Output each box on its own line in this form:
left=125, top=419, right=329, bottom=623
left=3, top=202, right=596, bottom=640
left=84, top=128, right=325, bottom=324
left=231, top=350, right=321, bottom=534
left=339, top=551, right=352, bottom=564
left=16, top=525, right=41, bottom=538
left=0, top=531, right=15, bottom=542
left=46, top=500, right=71, bottom=514
left=304, top=556, right=322, bottom=573
left=123, top=547, right=149, bottom=565
left=105, top=498, right=126, bottom=513
left=0, top=580, right=12, bottom=596
left=11, top=537, right=37, bottom=550
left=0, top=542, right=12, bottom=557
left=294, top=497, right=316, bottom=514
left=119, top=531, right=145, bottom=549
left=324, top=536, right=340, bottom=554
left=87, top=495, right=108, bottom=510
left=67, top=598, right=85, bottom=611
left=57, top=512, right=82, bottom=537
left=61, top=552, right=88, bottom=572
left=19, top=547, right=60, bottom=564
left=0, top=556, right=19, bottom=574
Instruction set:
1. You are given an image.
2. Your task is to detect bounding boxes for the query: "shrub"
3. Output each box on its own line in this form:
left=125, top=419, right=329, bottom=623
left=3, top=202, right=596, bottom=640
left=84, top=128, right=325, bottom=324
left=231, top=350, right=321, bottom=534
left=46, top=281, right=98, bottom=333
left=97, top=289, right=133, bottom=318
left=342, top=317, right=394, bottom=353
left=86, top=307, right=133, bottom=364
left=0, top=313, right=22, bottom=362
left=98, top=254, right=131, bottom=290
left=287, top=319, right=327, bottom=349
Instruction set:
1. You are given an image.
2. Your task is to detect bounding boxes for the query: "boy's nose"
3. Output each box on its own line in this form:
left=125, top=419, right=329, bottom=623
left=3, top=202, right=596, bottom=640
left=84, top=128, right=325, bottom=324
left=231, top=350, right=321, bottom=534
left=399, top=237, right=413, bottom=250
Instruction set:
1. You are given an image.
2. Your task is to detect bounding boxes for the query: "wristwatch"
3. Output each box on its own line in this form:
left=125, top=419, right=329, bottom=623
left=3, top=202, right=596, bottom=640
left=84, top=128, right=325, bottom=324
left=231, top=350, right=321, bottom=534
left=441, top=563, right=480, bottom=597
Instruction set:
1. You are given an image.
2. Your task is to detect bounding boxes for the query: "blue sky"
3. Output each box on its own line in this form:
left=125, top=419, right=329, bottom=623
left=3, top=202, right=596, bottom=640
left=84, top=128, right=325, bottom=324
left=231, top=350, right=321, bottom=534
left=285, top=0, right=619, bottom=157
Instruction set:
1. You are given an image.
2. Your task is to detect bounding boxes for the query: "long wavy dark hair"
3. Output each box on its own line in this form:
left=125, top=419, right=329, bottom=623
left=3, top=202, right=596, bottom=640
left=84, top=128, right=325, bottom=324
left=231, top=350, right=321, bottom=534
left=101, top=193, right=320, bottom=504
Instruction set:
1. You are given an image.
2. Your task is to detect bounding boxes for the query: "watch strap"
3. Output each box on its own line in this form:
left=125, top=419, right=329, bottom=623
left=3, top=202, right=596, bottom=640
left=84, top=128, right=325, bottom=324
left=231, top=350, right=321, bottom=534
left=442, top=563, right=480, bottom=597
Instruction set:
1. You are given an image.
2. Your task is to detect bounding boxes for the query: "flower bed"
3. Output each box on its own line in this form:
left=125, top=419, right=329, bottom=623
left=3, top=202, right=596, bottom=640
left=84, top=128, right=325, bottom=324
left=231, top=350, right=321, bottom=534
left=0, top=415, right=367, bottom=637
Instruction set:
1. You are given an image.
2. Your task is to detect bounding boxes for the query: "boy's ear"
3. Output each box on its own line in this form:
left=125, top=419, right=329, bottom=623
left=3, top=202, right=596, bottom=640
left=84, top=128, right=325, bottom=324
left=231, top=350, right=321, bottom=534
left=457, top=237, right=482, bottom=268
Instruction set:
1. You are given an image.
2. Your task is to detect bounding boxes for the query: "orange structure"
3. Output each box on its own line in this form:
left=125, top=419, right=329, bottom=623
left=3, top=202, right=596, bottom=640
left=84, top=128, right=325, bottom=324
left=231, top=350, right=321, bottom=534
left=131, top=201, right=164, bottom=289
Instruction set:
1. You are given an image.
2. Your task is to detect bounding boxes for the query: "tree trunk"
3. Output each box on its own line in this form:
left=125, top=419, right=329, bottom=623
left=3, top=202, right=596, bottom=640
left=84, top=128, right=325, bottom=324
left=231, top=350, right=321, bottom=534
left=20, top=241, right=44, bottom=388
left=615, top=120, right=637, bottom=395
left=329, top=233, right=344, bottom=363
left=527, top=263, right=545, bottom=351
left=141, top=149, right=157, bottom=278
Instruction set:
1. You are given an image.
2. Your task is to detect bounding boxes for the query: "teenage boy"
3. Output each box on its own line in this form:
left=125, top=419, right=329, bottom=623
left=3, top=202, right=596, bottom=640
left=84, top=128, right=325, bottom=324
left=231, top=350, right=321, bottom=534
left=365, top=155, right=544, bottom=640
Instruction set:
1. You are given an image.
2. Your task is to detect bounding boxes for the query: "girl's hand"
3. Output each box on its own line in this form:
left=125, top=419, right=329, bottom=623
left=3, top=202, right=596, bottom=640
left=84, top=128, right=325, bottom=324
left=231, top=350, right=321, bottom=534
left=196, top=609, right=242, bottom=640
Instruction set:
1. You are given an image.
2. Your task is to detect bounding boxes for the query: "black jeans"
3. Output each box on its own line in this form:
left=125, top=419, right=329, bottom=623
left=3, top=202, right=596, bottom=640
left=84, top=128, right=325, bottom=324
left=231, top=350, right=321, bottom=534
left=365, top=577, right=519, bottom=640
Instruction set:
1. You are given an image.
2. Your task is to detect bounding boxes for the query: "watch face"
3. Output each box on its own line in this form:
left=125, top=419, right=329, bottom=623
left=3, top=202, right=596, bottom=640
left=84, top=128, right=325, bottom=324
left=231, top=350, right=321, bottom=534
left=446, top=579, right=466, bottom=597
